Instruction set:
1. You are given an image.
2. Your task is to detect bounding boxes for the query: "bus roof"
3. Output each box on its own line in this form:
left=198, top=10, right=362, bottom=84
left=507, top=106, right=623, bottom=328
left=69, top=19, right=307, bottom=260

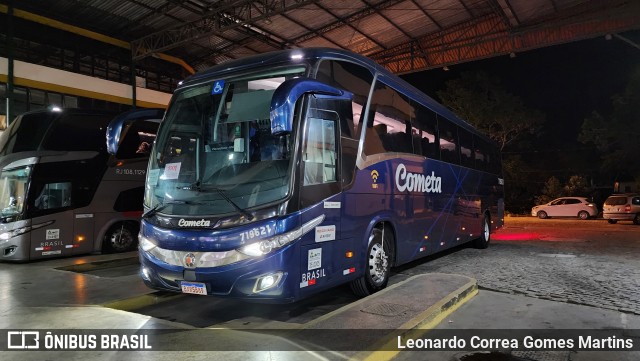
left=180, top=47, right=492, bottom=143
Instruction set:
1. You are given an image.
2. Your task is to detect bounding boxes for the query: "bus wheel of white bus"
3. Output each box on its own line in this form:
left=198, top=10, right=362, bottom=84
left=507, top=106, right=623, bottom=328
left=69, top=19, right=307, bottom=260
left=350, top=227, right=393, bottom=297
left=103, top=223, right=137, bottom=253
left=472, top=214, right=491, bottom=249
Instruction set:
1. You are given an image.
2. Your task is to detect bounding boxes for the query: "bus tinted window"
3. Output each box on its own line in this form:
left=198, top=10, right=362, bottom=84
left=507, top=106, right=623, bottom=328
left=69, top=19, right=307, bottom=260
left=316, top=60, right=373, bottom=138
left=0, top=112, right=53, bottom=155
left=458, top=128, right=474, bottom=168
left=473, top=135, right=488, bottom=172
left=437, top=116, right=459, bottom=165
left=115, top=120, right=158, bottom=159
left=413, top=102, right=439, bottom=160
left=43, top=113, right=112, bottom=152
left=35, top=182, right=72, bottom=210
left=364, top=82, right=413, bottom=155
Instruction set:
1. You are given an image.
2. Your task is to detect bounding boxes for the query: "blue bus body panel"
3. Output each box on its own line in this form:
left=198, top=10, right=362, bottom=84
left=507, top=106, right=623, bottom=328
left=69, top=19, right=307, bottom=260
left=140, top=155, right=503, bottom=302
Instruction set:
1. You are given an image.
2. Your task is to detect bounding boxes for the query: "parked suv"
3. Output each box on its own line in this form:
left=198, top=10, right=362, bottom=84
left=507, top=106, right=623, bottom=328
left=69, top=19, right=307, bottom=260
left=603, top=194, right=640, bottom=224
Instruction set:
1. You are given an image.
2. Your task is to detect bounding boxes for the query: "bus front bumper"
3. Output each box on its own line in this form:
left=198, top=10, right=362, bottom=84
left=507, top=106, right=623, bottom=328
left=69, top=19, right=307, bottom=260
left=138, top=245, right=298, bottom=302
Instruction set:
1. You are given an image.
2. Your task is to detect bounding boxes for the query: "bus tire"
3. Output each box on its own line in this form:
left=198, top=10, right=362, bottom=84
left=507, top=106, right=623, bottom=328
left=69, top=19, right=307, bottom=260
left=103, top=222, right=138, bottom=253
left=472, top=214, right=491, bottom=249
left=350, top=227, right=393, bottom=297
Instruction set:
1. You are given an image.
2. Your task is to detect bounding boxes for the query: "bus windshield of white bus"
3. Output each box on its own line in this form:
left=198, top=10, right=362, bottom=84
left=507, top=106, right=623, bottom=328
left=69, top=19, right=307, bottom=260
left=145, top=66, right=306, bottom=217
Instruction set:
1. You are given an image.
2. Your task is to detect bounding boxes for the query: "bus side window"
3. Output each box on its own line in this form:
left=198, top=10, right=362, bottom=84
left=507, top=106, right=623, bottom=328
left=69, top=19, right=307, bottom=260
left=315, top=60, right=373, bottom=139
left=364, top=81, right=413, bottom=156
left=473, top=136, right=488, bottom=172
left=437, top=116, right=460, bottom=165
left=35, top=182, right=72, bottom=210
left=303, top=116, right=337, bottom=186
left=116, top=121, right=158, bottom=159
left=413, top=102, right=439, bottom=160
left=458, top=128, right=474, bottom=168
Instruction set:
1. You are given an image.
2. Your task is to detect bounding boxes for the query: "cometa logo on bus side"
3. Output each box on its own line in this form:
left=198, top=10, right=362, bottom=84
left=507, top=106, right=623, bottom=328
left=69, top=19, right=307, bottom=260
left=395, top=163, right=442, bottom=193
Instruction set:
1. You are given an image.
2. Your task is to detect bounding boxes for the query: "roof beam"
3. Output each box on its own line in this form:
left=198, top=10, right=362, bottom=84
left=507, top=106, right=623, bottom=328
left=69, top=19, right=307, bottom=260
left=311, top=1, right=386, bottom=51
left=409, top=0, right=442, bottom=30
left=251, top=1, right=344, bottom=49
left=290, top=0, right=405, bottom=45
left=490, top=0, right=520, bottom=27
left=131, top=0, right=315, bottom=60
left=370, top=0, right=640, bottom=74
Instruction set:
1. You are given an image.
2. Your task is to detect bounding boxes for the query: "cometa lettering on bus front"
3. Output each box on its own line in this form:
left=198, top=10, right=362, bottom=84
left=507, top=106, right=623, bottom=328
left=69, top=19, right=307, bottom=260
left=395, top=163, right=442, bottom=193
left=178, top=219, right=211, bottom=227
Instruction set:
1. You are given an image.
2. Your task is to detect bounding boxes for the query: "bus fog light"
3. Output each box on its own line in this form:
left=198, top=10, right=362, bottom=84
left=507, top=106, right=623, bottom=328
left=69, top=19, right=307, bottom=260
left=141, top=267, right=152, bottom=281
left=253, top=272, right=283, bottom=293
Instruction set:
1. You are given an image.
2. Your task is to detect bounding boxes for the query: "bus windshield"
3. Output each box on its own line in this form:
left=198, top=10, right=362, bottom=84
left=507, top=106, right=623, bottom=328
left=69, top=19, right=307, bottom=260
left=0, top=165, right=30, bottom=219
left=145, top=66, right=306, bottom=216
left=0, top=112, right=53, bottom=156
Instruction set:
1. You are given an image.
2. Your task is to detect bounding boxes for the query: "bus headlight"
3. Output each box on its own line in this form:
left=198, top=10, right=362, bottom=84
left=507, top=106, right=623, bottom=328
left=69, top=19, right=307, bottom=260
left=139, top=234, right=157, bottom=252
left=0, top=220, right=54, bottom=243
left=237, top=214, right=325, bottom=257
left=0, top=226, right=32, bottom=242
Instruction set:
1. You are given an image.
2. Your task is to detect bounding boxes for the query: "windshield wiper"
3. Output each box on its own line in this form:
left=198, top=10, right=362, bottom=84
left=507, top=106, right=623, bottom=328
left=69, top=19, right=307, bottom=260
left=177, top=182, right=254, bottom=221
left=142, top=199, right=200, bottom=219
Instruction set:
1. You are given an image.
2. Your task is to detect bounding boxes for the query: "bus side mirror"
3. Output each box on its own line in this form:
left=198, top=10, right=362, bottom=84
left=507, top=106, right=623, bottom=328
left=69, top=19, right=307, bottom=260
left=269, top=78, right=352, bottom=135
left=106, top=108, right=165, bottom=155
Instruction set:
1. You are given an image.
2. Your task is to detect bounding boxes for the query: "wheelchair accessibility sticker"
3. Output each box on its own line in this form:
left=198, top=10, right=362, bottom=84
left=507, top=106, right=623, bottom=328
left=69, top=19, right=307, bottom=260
left=212, top=80, right=225, bottom=94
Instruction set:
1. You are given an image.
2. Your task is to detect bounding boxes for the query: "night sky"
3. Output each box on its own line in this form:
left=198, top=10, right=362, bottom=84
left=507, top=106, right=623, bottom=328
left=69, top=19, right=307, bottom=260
left=402, top=29, right=640, bottom=154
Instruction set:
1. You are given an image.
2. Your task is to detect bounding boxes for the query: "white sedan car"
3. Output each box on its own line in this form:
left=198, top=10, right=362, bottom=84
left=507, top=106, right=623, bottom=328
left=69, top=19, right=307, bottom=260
left=531, top=197, right=598, bottom=220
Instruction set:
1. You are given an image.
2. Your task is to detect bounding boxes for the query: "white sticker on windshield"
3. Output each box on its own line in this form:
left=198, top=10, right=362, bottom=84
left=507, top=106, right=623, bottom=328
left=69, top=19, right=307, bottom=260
left=148, top=169, right=160, bottom=185
left=163, top=162, right=181, bottom=180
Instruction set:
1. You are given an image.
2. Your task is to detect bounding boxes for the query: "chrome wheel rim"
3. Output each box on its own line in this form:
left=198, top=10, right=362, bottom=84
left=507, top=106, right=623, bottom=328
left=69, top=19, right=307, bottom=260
left=368, top=242, right=388, bottom=285
left=110, top=228, right=133, bottom=251
left=484, top=220, right=490, bottom=241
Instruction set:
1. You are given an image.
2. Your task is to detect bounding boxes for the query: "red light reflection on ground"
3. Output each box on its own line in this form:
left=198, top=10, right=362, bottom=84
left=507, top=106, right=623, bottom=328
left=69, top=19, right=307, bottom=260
left=492, top=232, right=540, bottom=241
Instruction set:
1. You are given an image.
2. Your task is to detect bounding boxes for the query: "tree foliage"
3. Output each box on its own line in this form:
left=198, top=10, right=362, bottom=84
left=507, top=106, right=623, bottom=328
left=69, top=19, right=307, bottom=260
left=579, top=66, right=640, bottom=179
left=534, top=175, right=592, bottom=205
left=535, top=176, right=563, bottom=205
left=564, top=175, right=590, bottom=196
left=437, top=71, right=546, bottom=151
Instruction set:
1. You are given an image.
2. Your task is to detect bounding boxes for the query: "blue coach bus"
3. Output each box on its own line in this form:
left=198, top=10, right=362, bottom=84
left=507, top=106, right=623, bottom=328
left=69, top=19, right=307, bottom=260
left=132, top=48, right=504, bottom=302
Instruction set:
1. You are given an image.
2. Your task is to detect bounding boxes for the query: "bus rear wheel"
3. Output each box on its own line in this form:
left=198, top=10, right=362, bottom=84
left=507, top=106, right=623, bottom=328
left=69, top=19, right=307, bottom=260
left=472, top=214, right=491, bottom=249
left=103, top=223, right=137, bottom=253
left=350, top=227, right=393, bottom=297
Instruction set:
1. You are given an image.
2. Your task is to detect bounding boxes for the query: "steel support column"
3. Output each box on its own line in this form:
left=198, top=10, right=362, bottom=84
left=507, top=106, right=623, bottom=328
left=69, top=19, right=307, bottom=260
left=5, top=0, right=14, bottom=126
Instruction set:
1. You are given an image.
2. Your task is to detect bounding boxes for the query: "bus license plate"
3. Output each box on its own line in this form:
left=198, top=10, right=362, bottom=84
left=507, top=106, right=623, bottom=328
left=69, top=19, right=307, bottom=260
left=180, top=281, right=207, bottom=295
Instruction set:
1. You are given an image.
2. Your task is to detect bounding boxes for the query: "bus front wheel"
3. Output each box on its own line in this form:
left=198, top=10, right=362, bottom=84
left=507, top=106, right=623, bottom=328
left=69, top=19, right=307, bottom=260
left=350, top=227, right=393, bottom=297
left=103, top=223, right=137, bottom=253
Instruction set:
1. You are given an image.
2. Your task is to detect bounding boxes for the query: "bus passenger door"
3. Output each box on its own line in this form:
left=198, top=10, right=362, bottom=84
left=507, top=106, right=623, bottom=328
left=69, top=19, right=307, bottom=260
left=298, top=97, right=352, bottom=290
left=28, top=181, right=76, bottom=259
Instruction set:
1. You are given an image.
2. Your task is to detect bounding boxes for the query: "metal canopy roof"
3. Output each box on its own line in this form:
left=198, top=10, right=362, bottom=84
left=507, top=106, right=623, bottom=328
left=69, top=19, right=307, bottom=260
left=12, top=0, right=640, bottom=75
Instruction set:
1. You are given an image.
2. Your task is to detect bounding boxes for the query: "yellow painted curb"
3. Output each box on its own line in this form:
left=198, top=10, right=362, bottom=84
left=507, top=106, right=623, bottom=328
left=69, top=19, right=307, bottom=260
left=356, top=278, right=478, bottom=361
